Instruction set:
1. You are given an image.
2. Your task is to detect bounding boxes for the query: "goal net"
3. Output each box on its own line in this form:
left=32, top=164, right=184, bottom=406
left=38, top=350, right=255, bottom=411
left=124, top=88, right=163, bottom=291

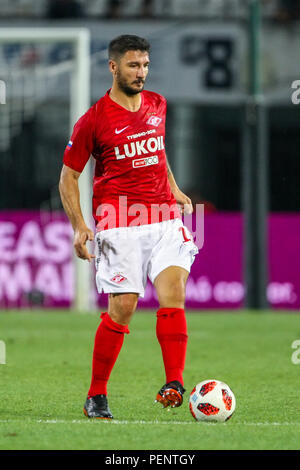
left=0, top=28, right=95, bottom=311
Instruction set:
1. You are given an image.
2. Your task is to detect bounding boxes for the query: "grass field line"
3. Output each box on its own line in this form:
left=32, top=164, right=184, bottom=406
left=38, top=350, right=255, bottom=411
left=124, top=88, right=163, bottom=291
left=1, top=419, right=300, bottom=427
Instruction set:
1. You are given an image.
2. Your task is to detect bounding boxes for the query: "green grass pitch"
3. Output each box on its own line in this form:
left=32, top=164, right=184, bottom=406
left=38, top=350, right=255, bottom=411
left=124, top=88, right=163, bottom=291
left=1, top=310, right=300, bottom=450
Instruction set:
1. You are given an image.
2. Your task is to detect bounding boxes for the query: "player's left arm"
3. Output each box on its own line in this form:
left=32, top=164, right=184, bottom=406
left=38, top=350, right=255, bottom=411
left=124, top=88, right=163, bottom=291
left=166, top=155, right=193, bottom=215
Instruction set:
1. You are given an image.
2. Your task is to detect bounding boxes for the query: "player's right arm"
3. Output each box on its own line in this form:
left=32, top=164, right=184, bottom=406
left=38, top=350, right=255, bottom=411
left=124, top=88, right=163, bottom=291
left=59, top=107, right=96, bottom=262
left=59, top=165, right=95, bottom=262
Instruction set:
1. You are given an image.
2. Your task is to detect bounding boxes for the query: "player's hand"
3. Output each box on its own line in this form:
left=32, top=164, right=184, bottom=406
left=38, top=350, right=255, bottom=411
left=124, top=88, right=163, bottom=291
left=172, top=188, right=193, bottom=215
left=73, top=225, right=95, bottom=262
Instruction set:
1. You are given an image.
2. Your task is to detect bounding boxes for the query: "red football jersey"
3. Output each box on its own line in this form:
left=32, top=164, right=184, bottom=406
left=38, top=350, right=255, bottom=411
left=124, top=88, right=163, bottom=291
left=63, top=89, right=180, bottom=230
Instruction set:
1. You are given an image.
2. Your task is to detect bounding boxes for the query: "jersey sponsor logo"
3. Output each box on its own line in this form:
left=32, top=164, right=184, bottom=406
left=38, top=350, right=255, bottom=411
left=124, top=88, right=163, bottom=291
left=147, top=116, right=162, bottom=127
left=132, top=155, right=159, bottom=168
left=115, top=125, right=130, bottom=134
left=114, top=136, right=164, bottom=160
left=110, top=273, right=127, bottom=283
left=127, top=129, right=156, bottom=140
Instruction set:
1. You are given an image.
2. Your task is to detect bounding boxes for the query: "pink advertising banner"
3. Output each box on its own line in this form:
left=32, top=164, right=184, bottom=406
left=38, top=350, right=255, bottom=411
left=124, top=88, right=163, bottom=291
left=0, top=211, right=299, bottom=310
left=0, top=211, right=74, bottom=308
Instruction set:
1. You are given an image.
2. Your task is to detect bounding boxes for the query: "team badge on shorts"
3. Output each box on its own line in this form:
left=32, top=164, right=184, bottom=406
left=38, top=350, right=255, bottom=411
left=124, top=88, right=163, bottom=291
left=110, top=273, right=127, bottom=284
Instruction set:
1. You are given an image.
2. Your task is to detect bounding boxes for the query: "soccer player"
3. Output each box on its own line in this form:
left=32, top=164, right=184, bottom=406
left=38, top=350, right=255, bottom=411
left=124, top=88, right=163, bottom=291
left=59, top=35, right=198, bottom=419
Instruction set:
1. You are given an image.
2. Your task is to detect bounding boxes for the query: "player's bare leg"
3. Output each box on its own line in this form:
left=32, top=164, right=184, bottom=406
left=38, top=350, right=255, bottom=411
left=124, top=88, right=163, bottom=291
left=154, top=266, right=188, bottom=309
left=84, top=293, right=138, bottom=419
left=108, top=292, right=139, bottom=325
left=154, top=266, right=189, bottom=409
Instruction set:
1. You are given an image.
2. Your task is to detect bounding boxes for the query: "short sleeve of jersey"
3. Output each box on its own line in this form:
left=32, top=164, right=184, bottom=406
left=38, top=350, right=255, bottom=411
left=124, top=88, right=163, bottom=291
left=63, top=106, right=95, bottom=173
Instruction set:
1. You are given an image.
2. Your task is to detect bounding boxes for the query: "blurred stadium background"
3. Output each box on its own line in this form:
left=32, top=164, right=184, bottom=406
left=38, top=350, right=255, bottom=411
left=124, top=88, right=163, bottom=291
left=0, top=0, right=300, bottom=313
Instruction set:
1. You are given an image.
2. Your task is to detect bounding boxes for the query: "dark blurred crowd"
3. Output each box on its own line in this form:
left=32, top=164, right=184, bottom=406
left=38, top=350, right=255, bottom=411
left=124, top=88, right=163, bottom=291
left=45, top=0, right=300, bottom=20
left=46, top=0, right=154, bottom=19
left=1, top=0, right=300, bottom=21
left=275, top=0, right=300, bottom=21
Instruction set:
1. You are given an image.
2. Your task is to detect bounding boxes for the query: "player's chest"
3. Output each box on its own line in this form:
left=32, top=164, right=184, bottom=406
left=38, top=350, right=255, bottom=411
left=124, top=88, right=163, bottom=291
left=95, top=108, right=165, bottom=158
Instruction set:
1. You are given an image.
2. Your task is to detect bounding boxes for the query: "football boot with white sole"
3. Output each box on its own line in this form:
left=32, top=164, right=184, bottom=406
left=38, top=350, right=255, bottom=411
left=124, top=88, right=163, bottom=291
left=155, top=380, right=186, bottom=408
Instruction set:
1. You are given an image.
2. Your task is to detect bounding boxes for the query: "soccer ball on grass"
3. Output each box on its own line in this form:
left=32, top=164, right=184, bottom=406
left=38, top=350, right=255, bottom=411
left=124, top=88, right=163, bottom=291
left=189, top=379, right=236, bottom=422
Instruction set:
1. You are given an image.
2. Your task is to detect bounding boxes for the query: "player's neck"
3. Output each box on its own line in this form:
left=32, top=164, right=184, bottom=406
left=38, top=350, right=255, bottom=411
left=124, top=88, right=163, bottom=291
left=109, top=86, right=142, bottom=112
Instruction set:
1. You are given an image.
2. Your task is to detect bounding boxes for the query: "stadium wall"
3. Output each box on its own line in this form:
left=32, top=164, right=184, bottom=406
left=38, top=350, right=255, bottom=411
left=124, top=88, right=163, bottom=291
left=1, top=19, right=299, bottom=311
left=0, top=19, right=299, bottom=104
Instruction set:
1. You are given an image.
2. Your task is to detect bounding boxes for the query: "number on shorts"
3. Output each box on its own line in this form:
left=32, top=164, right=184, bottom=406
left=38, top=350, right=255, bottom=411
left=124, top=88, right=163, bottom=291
left=179, top=227, right=191, bottom=243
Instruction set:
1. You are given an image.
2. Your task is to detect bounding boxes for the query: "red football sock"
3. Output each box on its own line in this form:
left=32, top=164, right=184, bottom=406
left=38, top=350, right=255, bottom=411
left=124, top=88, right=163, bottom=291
left=156, top=307, right=188, bottom=386
left=88, top=312, right=129, bottom=397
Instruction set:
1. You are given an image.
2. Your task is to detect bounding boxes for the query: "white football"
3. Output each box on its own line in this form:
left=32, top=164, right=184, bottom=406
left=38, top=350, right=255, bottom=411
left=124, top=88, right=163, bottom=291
left=189, top=379, right=236, bottom=422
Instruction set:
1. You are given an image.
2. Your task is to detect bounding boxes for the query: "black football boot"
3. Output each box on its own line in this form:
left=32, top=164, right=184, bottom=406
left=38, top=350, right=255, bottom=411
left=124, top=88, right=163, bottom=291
left=83, top=394, right=113, bottom=419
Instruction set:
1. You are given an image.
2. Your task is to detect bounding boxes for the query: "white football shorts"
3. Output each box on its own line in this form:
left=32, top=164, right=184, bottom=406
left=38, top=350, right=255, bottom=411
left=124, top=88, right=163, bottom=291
left=95, top=218, right=198, bottom=297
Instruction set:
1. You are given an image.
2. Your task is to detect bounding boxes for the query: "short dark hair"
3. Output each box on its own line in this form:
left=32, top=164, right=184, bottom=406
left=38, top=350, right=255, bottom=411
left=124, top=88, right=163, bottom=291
left=108, top=35, right=150, bottom=61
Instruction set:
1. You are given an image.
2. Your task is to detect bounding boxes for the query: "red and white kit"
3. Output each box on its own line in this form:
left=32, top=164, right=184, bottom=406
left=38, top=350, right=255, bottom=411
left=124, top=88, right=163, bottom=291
left=63, top=89, right=198, bottom=295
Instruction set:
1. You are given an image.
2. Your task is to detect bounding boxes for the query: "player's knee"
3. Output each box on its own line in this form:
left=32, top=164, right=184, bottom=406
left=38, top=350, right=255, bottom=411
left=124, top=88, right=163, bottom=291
left=108, top=293, right=138, bottom=325
left=119, top=295, right=137, bottom=319
left=158, top=280, right=186, bottom=308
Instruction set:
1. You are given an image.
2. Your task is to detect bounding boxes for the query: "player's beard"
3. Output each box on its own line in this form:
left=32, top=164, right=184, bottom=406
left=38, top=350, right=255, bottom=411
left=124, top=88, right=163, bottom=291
left=116, top=70, right=145, bottom=96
